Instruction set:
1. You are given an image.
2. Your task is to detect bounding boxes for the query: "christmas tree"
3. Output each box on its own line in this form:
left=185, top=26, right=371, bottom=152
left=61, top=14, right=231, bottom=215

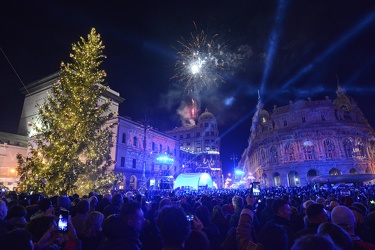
left=17, top=28, right=120, bottom=196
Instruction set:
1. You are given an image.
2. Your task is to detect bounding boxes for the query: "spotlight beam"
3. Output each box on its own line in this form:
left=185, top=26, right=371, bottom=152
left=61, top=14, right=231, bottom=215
left=280, top=10, right=375, bottom=91
left=260, top=0, right=288, bottom=95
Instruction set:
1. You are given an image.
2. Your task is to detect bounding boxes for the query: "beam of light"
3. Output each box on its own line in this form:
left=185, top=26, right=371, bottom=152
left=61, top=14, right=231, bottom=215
left=281, top=10, right=375, bottom=91
left=260, top=0, right=288, bottom=94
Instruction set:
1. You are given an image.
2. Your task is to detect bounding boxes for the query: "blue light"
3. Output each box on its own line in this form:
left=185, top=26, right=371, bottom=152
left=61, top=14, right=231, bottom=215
left=157, top=155, right=174, bottom=164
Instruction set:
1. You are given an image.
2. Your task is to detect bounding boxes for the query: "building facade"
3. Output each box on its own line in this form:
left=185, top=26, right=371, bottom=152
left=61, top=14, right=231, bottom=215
left=16, top=72, right=179, bottom=191
left=165, top=109, right=223, bottom=188
left=0, top=132, right=28, bottom=190
left=238, top=86, right=375, bottom=187
left=113, top=116, right=180, bottom=190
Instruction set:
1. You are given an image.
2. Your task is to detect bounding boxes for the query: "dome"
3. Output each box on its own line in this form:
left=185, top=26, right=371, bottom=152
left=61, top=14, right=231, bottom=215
left=198, top=108, right=216, bottom=122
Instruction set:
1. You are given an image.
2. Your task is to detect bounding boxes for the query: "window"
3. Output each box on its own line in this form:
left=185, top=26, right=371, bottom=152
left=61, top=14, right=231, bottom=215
left=343, top=139, right=353, bottom=158
left=302, top=117, right=306, bottom=123
left=179, top=135, right=183, bottom=139
left=303, top=145, right=314, bottom=160
left=270, top=146, right=278, bottom=164
left=132, top=159, right=136, bottom=168
left=122, top=133, right=126, bottom=143
left=321, top=114, right=326, bottom=121
left=151, top=162, right=154, bottom=171
left=205, top=123, right=208, bottom=128
left=196, top=132, right=200, bottom=137
left=197, top=147, right=201, bottom=152
left=211, top=131, right=215, bottom=136
left=121, top=157, right=125, bottom=167
left=205, top=131, right=209, bottom=136
left=152, top=142, right=156, bottom=152
left=133, top=136, right=138, bottom=147
left=159, top=144, right=162, bottom=153
left=324, top=139, right=335, bottom=159
left=284, top=120, right=287, bottom=126
left=285, top=142, right=296, bottom=161
left=187, top=134, right=190, bottom=138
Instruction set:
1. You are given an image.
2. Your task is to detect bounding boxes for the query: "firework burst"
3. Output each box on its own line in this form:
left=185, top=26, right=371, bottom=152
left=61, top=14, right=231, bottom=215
left=172, top=24, right=228, bottom=93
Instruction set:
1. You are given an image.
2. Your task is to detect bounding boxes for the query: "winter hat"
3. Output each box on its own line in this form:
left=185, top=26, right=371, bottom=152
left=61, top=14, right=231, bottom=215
left=350, top=202, right=367, bottom=217
left=331, top=206, right=356, bottom=227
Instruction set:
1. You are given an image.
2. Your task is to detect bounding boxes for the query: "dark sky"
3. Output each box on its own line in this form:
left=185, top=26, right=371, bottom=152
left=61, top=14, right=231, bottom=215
left=2, top=1, right=375, bottom=175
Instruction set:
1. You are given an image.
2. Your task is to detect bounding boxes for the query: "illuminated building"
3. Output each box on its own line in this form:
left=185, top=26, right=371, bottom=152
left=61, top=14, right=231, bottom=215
left=17, top=72, right=179, bottom=190
left=0, top=132, right=28, bottom=190
left=165, top=109, right=223, bottom=188
left=238, top=86, right=375, bottom=187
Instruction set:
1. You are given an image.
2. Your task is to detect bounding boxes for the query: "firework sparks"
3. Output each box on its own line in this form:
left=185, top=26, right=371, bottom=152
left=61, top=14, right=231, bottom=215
left=172, top=24, right=227, bottom=93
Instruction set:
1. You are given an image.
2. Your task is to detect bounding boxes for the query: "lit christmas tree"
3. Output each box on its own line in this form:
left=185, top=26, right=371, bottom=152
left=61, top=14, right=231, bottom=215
left=17, top=28, right=120, bottom=196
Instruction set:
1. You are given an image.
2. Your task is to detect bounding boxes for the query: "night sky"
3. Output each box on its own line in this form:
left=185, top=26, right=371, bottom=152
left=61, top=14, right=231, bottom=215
left=2, top=1, right=375, bottom=175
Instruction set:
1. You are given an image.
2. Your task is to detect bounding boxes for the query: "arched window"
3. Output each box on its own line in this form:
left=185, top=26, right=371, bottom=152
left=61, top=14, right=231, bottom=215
left=366, top=167, right=371, bottom=174
left=288, top=171, right=300, bottom=187
left=329, top=168, right=342, bottom=175
left=122, top=133, right=126, bottom=143
left=307, top=169, right=318, bottom=177
left=270, top=146, right=278, bottom=164
left=343, top=138, right=353, bottom=158
left=349, top=168, right=357, bottom=174
left=273, top=172, right=281, bottom=186
left=284, top=142, right=296, bottom=162
left=262, top=173, right=267, bottom=186
left=324, top=139, right=336, bottom=159
left=260, top=148, right=266, bottom=160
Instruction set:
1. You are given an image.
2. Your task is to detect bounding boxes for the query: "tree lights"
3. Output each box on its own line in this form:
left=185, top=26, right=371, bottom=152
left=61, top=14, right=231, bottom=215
left=17, top=28, right=120, bottom=196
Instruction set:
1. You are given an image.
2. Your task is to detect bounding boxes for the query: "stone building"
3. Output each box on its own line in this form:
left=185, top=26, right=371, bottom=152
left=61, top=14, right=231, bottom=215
left=238, top=86, right=375, bottom=187
left=16, top=72, right=179, bottom=190
left=165, top=109, right=223, bottom=188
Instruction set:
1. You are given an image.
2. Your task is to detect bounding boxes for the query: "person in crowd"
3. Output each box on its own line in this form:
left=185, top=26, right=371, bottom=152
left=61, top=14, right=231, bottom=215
left=185, top=229, right=210, bottom=250
left=237, top=205, right=289, bottom=250
left=0, top=228, right=34, bottom=250
left=318, top=222, right=354, bottom=250
left=96, top=194, right=112, bottom=213
left=30, top=197, right=54, bottom=220
left=103, top=193, right=123, bottom=218
left=291, top=234, right=338, bottom=250
left=349, top=202, right=375, bottom=245
left=157, top=204, right=191, bottom=250
left=26, top=194, right=41, bottom=220
left=26, top=215, right=80, bottom=249
left=71, top=199, right=90, bottom=237
left=195, top=204, right=220, bottom=250
left=6, top=204, right=28, bottom=228
left=89, top=196, right=98, bottom=212
left=268, top=198, right=296, bottom=248
left=296, top=203, right=328, bottom=238
left=331, top=205, right=375, bottom=249
left=229, top=195, right=244, bottom=228
left=260, top=198, right=274, bottom=227
left=58, top=195, right=72, bottom=211
left=80, top=211, right=105, bottom=250
left=99, top=201, right=144, bottom=250
left=0, top=199, right=15, bottom=236
left=210, top=204, right=229, bottom=243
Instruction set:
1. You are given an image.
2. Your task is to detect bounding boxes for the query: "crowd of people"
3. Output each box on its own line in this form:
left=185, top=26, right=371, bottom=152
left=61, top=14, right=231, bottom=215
left=1, top=183, right=375, bottom=249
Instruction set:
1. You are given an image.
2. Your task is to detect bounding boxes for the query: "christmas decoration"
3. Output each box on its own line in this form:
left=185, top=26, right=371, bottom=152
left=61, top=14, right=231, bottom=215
left=17, top=28, right=121, bottom=196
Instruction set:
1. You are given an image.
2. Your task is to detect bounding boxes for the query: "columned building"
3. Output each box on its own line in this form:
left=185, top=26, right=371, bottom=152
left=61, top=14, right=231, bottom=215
left=165, top=109, right=223, bottom=188
left=238, top=86, right=375, bottom=187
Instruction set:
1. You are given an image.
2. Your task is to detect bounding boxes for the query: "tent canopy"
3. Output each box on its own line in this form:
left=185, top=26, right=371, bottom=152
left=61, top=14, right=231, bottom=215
left=174, top=173, right=213, bottom=190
